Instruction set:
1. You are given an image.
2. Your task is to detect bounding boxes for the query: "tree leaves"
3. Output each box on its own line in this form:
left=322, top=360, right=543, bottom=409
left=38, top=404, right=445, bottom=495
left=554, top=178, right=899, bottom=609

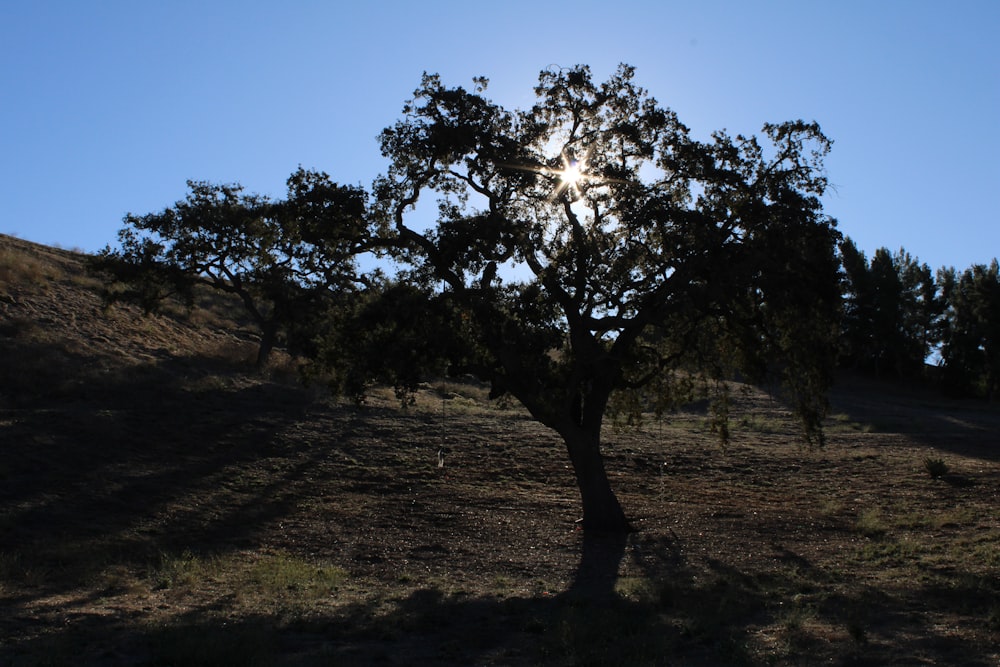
left=376, top=63, right=842, bottom=442
left=939, top=259, right=1000, bottom=398
left=95, top=168, right=371, bottom=367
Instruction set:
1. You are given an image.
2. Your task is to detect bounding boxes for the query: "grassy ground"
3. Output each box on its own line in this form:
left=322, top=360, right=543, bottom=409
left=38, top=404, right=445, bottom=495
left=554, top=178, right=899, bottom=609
left=1, top=234, right=999, bottom=665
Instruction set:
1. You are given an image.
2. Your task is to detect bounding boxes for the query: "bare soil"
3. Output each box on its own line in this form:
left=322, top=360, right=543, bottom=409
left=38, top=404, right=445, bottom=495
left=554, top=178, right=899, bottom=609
left=1, top=234, right=998, bottom=665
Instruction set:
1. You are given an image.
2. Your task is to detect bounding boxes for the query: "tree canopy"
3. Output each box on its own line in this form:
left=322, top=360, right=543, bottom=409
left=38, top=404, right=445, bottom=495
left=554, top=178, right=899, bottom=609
left=373, top=64, right=842, bottom=531
left=95, top=168, right=370, bottom=366
left=938, top=260, right=1000, bottom=398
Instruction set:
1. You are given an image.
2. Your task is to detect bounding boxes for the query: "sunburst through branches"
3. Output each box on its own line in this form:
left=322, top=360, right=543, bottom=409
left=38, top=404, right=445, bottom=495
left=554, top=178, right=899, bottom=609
left=502, top=148, right=601, bottom=201
left=553, top=152, right=588, bottom=200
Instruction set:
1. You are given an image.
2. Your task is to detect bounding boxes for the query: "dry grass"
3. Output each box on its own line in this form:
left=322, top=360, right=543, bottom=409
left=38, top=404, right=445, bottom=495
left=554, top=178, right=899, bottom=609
left=2, top=234, right=999, bottom=665
left=0, top=246, right=62, bottom=294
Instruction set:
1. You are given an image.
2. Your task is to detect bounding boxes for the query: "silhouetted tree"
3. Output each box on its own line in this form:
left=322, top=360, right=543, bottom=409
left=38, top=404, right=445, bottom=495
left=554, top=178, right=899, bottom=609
left=838, top=240, right=938, bottom=378
left=95, top=168, right=370, bottom=366
left=838, top=238, right=877, bottom=370
left=938, top=260, right=1000, bottom=398
left=897, top=250, right=940, bottom=370
left=373, top=65, right=842, bottom=532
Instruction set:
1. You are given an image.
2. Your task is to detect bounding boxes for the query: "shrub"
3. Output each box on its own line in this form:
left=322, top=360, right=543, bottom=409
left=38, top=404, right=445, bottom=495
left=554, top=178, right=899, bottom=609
left=923, top=457, right=949, bottom=479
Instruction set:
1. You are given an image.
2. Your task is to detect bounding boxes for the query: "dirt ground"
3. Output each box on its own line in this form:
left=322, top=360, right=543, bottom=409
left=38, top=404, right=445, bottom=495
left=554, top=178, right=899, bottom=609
left=1, top=234, right=999, bottom=665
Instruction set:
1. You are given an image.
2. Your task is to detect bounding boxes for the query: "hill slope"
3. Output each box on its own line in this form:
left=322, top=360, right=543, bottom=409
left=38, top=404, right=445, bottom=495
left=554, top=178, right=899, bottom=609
left=0, top=233, right=278, bottom=408
left=1, top=233, right=998, bottom=666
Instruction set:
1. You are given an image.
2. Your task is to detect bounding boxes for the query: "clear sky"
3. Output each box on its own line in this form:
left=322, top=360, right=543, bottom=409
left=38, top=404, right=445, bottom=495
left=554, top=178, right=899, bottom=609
left=2, top=1, right=997, bottom=271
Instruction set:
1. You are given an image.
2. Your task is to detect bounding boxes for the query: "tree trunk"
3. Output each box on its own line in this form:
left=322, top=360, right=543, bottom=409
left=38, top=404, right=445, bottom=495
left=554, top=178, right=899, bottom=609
left=561, top=426, right=633, bottom=533
left=256, top=322, right=277, bottom=368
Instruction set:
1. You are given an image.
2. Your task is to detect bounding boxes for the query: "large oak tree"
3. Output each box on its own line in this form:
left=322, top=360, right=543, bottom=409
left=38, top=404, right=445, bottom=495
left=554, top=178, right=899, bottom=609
left=374, top=65, right=842, bottom=533
left=375, top=65, right=839, bottom=532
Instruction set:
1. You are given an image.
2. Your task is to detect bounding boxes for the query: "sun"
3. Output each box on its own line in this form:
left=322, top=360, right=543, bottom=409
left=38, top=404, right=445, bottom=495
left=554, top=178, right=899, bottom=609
left=559, top=158, right=584, bottom=187
left=553, top=152, right=589, bottom=199
left=501, top=147, right=601, bottom=200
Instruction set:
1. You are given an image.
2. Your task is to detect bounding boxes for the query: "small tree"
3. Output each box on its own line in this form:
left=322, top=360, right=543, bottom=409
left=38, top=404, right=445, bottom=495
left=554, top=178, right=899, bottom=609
left=374, top=65, right=842, bottom=532
left=95, top=168, right=370, bottom=367
left=938, top=260, right=1000, bottom=398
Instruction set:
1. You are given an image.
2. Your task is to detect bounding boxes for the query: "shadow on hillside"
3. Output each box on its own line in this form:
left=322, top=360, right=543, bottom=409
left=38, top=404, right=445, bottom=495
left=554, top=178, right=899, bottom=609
left=827, top=372, right=1000, bottom=462
left=0, top=530, right=736, bottom=665
left=4, top=533, right=996, bottom=666
left=0, top=341, right=325, bottom=587
left=2, top=331, right=998, bottom=664
left=0, top=329, right=274, bottom=408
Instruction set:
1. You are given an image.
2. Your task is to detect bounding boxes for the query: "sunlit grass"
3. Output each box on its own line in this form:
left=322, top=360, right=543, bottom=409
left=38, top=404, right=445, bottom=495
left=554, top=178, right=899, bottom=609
left=825, top=412, right=876, bottom=433
left=246, top=551, right=347, bottom=599
left=0, top=246, right=59, bottom=288
left=855, top=507, right=888, bottom=539
left=147, top=549, right=347, bottom=605
left=152, top=549, right=223, bottom=590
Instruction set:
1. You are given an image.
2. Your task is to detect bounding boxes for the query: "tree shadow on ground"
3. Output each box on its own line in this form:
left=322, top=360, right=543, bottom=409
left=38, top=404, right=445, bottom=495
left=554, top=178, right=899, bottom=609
left=4, top=510, right=998, bottom=665
left=0, top=342, right=327, bottom=590
left=0, top=531, right=704, bottom=666
left=3, top=335, right=998, bottom=665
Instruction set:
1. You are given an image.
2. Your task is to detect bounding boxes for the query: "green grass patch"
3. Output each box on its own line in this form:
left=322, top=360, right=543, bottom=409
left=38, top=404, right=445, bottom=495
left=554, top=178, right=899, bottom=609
left=855, top=538, right=920, bottom=567
left=892, top=506, right=975, bottom=530
left=738, top=413, right=791, bottom=434
left=855, top=508, right=888, bottom=539
left=151, top=549, right=223, bottom=590
left=245, top=551, right=347, bottom=598
left=148, top=549, right=347, bottom=601
left=972, top=540, right=1000, bottom=567
left=825, top=412, right=876, bottom=433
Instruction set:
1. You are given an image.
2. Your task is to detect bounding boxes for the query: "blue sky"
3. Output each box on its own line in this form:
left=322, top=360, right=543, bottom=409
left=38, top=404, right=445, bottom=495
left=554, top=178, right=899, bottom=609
left=2, top=1, right=997, bottom=271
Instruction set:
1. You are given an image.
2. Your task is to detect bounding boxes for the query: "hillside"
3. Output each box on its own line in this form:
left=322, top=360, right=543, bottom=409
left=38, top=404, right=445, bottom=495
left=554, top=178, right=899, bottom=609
left=0, top=234, right=277, bottom=406
left=1, top=233, right=998, bottom=665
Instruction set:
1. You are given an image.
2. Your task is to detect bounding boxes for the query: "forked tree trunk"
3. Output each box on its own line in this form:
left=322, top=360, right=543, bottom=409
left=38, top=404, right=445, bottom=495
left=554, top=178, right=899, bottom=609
left=561, top=426, right=632, bottom=533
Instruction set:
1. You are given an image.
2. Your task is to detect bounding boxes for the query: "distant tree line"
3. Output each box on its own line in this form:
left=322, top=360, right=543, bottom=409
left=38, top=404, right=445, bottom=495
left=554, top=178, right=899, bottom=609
left=837, top=237, right=1000, bottom=399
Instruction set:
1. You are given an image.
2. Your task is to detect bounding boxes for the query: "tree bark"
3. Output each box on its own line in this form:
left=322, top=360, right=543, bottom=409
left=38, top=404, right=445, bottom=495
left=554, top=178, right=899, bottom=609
left=561, top=426, right=633, bottom=533
left=255, top=322, right=277, bottom=368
